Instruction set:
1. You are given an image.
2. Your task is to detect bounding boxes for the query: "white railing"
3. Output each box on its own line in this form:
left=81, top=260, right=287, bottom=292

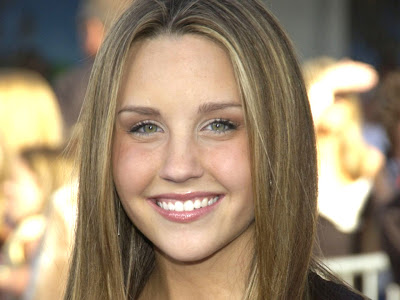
left=324, top=252, right=400, bottom=300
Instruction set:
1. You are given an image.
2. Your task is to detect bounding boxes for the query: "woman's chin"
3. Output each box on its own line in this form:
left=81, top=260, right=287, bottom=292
left=154, top=245, right=219, bottom=265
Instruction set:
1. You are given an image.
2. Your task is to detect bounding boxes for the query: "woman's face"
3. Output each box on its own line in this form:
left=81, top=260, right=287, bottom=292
left=112, top=34, right=254, bottom=262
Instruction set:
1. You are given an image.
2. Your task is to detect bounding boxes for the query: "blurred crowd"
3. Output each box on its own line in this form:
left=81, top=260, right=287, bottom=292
left=303, top=57, right=400, bottom=296
left=0, top=0, right=399, bottom=299
left=0, top=1, right=128, bottom=299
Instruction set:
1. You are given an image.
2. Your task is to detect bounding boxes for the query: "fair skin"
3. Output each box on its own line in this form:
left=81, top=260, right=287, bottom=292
left=3, top=157, right=43, bottom=226
left=112, top=34, right=255, bottom=299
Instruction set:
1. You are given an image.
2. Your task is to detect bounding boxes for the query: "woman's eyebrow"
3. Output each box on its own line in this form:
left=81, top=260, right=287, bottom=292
left=198, top=102, right=242, bottom=114
left=117, top=105, right=161, bottom=116
left=117, top=102, right=241, bottom=115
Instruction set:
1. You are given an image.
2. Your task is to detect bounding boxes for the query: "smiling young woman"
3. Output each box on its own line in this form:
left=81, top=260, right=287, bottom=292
left=112, top=35, right=254, bottom=270
left=64, top=1, right=366, bottom=299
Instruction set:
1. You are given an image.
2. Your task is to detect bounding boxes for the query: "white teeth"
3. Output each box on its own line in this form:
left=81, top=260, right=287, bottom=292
left=174, top=201, right=184, bottom=212
left=208, top=197, right=218, bottom=205
left=194, top=199, right=201, bottom=209
left=157, top=196, right=220, bottom=212
left=183, top=200, right=194, bottom=211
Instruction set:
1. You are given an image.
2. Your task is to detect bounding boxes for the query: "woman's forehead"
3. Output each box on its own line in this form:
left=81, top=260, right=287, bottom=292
left=118, top=34, right=241, bottom=109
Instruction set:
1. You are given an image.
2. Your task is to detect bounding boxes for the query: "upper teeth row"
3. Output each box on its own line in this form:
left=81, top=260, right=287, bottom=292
left=156, top=196, right=219, bottom=212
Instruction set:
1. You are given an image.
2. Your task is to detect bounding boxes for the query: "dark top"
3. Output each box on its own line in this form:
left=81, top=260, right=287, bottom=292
left=309, top=272, right=367, bottom=300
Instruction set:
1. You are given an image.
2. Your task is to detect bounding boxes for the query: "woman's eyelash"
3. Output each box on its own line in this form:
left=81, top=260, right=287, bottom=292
left=129, top=121, right=162, bottom=135
left=205, top=119, right=238, bottom=132
left=128, top=119, right=238, bottom=136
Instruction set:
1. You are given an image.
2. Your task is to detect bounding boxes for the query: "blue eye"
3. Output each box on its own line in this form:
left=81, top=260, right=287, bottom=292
left=130, top=122, right=162, bottom=135
left=206, top=119, right=237, bottom=133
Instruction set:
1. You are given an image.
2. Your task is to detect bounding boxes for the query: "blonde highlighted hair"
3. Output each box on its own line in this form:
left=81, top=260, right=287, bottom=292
left=66, top=1, right=318, bottom=299
left=0, top=69, right=63, bottom=152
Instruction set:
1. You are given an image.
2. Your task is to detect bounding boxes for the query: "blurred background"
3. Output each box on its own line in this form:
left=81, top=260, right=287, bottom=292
left=0, top=0, right=80, bottom=80
left=0, top=0, right=400, bottom=299
left=0, top=0, right=399, bottom=79
left=267, top=0, right=400, bottom=75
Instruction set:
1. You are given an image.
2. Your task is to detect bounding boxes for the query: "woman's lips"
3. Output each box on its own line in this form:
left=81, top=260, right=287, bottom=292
left=147, top=193, right=223, bottom=223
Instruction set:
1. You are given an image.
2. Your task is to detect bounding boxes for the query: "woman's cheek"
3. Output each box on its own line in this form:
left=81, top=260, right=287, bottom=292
left=113, top=139, right=162, bottom=194
left=202, top=137, right=251, bottom=187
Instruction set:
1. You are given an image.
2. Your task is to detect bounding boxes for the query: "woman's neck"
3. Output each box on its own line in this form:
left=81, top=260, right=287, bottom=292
left=139, top=224, right=254, bottom=300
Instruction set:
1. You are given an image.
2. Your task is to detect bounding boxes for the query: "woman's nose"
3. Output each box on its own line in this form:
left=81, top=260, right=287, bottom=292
left=158, top=135, right=204, bottom=183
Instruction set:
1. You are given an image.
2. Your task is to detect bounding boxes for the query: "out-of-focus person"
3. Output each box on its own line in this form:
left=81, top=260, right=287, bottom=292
left=303, top=57, right=384, bottom=257
left=372, top=71, right=400, bottom=285
left=0, top=146, right=74, bottom=299
left=53, top=0, right=129, bottom=136
left=0, top=68, right=64, bottom=250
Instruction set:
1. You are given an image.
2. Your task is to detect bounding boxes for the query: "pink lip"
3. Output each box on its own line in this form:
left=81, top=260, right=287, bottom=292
left=147, top=192, right=224, bottom=223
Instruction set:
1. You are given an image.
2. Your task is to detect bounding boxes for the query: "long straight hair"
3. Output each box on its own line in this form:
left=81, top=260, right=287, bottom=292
left=65, top=1, right=318, bottom=299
